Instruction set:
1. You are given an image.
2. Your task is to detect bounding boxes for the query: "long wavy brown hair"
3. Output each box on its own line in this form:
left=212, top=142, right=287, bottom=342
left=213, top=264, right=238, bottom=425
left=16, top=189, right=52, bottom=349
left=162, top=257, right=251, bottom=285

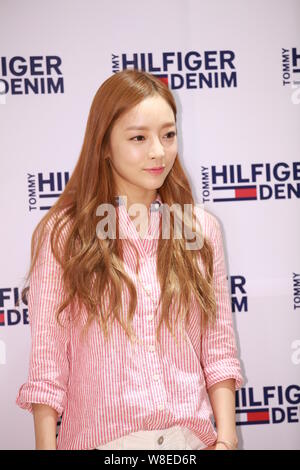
left=20, top=69, right=217, bottom=346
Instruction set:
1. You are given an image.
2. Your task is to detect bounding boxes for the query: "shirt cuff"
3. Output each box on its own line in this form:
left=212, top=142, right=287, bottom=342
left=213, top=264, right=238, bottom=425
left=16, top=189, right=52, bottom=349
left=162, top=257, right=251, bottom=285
left=15, top=381, right=67, bottom=417
left=203, top=358, right=244, bottom=391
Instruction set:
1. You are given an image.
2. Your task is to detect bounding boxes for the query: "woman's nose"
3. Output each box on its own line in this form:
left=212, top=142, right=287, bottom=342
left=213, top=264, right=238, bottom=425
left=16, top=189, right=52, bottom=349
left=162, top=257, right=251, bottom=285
left=149, top=137, right=165, bottom=158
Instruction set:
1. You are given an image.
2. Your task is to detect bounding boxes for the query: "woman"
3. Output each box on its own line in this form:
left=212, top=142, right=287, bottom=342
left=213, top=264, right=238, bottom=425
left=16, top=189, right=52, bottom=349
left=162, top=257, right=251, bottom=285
left=16, top=69, right=244, bottom=450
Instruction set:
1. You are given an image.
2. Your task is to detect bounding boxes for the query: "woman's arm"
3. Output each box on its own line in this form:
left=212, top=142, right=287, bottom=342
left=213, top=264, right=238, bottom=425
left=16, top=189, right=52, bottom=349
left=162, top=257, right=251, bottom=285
left=32, top=403, right=58, bottom=450
left=196, top=210, right=244, bottom=450
left=207, top=378, right=238, bottom=450
left=15, top=219, right=71, bottom=447
left=199, top=213, right=244, bottom=391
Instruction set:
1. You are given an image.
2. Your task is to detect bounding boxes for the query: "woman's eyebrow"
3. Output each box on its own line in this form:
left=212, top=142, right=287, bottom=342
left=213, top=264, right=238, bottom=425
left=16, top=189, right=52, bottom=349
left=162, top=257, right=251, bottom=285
left=125, top=122, right=176, bottom=131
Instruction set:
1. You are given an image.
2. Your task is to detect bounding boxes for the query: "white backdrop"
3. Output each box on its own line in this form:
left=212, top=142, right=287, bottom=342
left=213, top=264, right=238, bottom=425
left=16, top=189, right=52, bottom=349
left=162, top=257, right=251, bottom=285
left=1, top=0, right=300, bottom=450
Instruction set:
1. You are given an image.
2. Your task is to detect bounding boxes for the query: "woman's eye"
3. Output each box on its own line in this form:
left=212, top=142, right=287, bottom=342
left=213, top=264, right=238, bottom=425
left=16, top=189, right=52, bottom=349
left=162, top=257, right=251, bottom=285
left=165, top=131, right=176, bottom=139
left=131, top=135, right=145, bottom=142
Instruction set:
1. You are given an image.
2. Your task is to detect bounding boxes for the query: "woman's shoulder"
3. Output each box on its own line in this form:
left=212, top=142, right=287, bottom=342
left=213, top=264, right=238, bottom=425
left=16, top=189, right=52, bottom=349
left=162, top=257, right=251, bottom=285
left=39, top=206, right=74, bottom=246
left=46, top=205, right=73, bottom=228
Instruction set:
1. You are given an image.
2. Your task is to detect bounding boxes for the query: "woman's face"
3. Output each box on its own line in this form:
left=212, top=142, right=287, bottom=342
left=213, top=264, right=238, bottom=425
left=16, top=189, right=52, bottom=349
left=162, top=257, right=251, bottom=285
left=107, top=94, right=177, bottom=201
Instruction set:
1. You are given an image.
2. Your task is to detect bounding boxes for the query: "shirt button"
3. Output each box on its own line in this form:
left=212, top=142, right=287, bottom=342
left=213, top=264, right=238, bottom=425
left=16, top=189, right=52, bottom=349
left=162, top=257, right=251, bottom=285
left=147, top=314, right=154, bottom=321
left=153, top=374, right=160, bottom=381
left=144, top=285, right=151, bottom=293
left=148, top=345, right=155, bottom=352
left=158, top=404, right=164, bottom=411
left=157, top=435, right=164, bottom=445
left=151, top=202, right=161, bottom=212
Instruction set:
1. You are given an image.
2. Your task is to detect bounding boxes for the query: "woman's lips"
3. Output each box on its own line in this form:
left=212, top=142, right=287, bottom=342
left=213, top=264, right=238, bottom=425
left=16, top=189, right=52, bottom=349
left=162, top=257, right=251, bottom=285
left=144, top=167, right=164, bottom=175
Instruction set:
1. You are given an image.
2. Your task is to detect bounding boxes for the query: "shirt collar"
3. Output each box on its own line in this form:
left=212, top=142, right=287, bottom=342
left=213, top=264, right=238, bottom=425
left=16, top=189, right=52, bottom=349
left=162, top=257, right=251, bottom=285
left=114, top=193, right=162, bottom=212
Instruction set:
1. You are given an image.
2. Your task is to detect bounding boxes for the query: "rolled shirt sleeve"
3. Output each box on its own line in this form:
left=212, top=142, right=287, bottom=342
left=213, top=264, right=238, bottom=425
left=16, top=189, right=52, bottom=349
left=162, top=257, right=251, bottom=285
left=15, top=222, right=70, bottom=417
left=200, top=212, right=244, bottom=391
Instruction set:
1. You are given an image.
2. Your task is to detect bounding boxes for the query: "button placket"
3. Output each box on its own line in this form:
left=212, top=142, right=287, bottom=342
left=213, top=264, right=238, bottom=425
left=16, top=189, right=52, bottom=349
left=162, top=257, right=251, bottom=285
left=133, top=252, right=166, bottom=408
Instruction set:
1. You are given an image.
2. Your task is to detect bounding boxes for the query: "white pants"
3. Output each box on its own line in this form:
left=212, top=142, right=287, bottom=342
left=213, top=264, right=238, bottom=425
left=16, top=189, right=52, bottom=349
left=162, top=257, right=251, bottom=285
left=94, top=425, right=207, bottom=450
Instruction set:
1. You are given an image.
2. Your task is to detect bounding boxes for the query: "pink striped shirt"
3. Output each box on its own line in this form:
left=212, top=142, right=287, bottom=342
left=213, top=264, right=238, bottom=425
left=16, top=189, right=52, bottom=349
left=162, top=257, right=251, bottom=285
left=16, top=193, right=244, bottom=450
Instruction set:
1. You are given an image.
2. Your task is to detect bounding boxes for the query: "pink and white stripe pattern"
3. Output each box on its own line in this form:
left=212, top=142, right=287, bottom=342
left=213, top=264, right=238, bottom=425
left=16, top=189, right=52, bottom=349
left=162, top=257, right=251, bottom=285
left=16, top=194, right=244, bottom=450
